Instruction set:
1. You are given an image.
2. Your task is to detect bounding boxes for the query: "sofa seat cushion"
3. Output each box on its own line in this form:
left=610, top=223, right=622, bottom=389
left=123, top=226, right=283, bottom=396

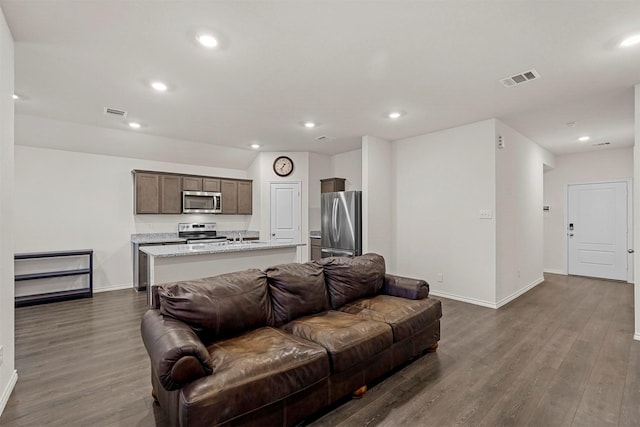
left=282, top=311, right=392, bottom=373
left=340, top=296, right=442, bottom=342
left=180, top=327, right=329, bottom=426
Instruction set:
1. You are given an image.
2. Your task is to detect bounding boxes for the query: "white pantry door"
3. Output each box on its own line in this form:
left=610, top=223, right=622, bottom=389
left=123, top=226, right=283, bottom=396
left=269, top=182, right=300, bottom=243
left=567, top=181, right=629, bottom=280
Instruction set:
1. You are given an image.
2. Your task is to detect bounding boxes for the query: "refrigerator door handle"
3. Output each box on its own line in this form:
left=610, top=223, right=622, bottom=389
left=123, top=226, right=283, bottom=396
left=332, top=198, right=339, bottom=242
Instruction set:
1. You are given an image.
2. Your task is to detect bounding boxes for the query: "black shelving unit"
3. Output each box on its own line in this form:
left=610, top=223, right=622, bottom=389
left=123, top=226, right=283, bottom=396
left=14, top=249, right=93, bottom=307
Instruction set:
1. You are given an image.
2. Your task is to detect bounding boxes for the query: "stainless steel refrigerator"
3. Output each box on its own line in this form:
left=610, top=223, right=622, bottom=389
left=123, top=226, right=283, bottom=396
left=321, top=190, right=362, bottom=258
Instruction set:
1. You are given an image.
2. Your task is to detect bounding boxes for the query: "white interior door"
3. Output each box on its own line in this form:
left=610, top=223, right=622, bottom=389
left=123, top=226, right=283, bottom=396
left=567, top=181, right=628, bottom=280
left=270, top=182, right=300, bottom=243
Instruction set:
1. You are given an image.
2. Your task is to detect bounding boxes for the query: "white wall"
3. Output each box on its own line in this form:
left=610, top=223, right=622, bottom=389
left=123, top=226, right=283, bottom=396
left=16, top=114, right=256, bottom=171
left=362, top=136, right=393, bottom=266
left=332, top=149, right=362, bottom=191
left=308, top=152, right=331, bottom=231
left=14, top=146, right=252, bottom=292
left=544, top=147, right=633, bottom=274
left=393, top=120, right=497, bottom=306
left=634, top=83, right=640, bottom=341
left=495, top=120, right=551, bottom=306
left=0, top=6, right=16, bottom=415
left=250, top=152, right=310, bottom=261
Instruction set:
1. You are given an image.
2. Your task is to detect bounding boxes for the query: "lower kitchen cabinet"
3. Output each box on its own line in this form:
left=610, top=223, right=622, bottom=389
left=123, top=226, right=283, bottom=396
left=310, top=237, right=322, bottom=261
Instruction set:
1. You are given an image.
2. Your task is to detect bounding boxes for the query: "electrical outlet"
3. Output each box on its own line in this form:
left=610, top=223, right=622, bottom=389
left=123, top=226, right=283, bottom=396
left=436, top=273, right=444, bottom=283
left=479, top=209, right=493, bottom=219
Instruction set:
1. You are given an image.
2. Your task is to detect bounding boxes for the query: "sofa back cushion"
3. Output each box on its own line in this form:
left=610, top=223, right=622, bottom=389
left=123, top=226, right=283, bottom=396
left=159, top=269, right=269, bottom=341
left=266, top=262, right=329, bottom=327
left=315, top=253, right=386, bottom=309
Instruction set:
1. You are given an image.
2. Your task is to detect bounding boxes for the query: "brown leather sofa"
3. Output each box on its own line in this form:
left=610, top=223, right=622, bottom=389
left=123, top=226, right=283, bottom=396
left=141, top=253, right=442, bottom=426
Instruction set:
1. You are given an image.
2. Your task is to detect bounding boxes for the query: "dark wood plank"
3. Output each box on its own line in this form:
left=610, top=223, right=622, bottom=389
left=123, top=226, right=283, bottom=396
left=1, top=274, right=639, bottom=427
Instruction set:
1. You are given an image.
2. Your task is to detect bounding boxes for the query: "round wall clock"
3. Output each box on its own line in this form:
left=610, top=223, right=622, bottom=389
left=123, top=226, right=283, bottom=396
left=273, top=156, right=294, bottom=177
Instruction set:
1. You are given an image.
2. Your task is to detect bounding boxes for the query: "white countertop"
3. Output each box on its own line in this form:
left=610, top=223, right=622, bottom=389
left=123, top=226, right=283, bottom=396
left=140, top=241, right=305, bottom=258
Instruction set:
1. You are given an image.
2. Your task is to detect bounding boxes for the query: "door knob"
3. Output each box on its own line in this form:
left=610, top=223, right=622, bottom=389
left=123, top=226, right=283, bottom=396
left=629, top=249, right=635, bottom=253
left=569, top=233, right=574, bottom=237
left=271, top=233, right=276, bottom=236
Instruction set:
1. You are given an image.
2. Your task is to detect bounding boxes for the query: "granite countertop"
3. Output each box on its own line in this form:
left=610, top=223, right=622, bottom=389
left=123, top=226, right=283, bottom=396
left=131, top=230, right=260, bottom=244
left=140, top=241, right=305, bottom=258
left=310, top=230, right=321, bottom=238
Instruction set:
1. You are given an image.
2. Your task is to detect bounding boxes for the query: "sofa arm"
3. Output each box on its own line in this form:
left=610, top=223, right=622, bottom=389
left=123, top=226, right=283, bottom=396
left=141, top=310, right=213, bottom=391
left=382, top=274, right=430, bottom=300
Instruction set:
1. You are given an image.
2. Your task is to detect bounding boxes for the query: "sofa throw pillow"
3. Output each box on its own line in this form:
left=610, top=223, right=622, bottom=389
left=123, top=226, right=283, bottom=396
left=315, top=253, right=386, bottom=309
left=159, top=269, right=269, bottom=341
left=266, top=262, right=329, bottom=327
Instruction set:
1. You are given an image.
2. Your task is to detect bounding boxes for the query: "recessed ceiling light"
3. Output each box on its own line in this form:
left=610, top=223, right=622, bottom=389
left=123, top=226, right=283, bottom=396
left=251, top=144, right=260, bottom=149
left=578, top=136, right=590, bottom=142
left=304, top=121, right=316, bottom=128
left=12, top=94, right=19, bottom=100
left=151, top=81, right=168, bottom=92
left=388, top=111, right=402, bottom=119
left=197, top=34, right=219, bottom=48
left=620, top=34, right=640, bottom=48
left=128, top=122, right=141, bottom=129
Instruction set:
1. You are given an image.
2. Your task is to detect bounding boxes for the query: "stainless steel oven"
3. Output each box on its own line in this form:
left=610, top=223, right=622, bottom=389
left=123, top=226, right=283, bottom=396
left=182, top=191, right=221, bottom=214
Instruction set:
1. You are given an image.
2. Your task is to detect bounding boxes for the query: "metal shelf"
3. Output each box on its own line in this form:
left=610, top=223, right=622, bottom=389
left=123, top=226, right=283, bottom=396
left=14, top=250, right=93, bottom=307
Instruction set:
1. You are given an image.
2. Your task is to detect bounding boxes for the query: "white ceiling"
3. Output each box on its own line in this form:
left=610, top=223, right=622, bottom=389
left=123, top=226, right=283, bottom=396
left=2, top=1, right=639, bottom=157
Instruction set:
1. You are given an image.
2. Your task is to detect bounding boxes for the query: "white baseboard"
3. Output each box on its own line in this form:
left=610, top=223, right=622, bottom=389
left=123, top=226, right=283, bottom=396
left=0, top=370, right=17, bottom=416
left=634, top=333, right=640, bottom=342
left=93, top=283, right=132, bottom=294
left=544, top=269, right=565, bottom=275
left=428, top=290, right=498, bottom=309
left=495, top=277, right=545, bottom=309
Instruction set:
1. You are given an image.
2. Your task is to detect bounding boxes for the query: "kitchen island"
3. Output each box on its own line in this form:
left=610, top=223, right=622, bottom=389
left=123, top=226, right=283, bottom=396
left=141, top=241, right=305, bottom=306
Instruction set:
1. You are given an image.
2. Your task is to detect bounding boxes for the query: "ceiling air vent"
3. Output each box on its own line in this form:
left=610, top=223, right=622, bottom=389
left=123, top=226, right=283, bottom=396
left=499, top=69, right=541, bottom=88
left=315, top=135, right=336, bottom=141
left=592, top=141, right=611, bottom=147
left=103, top=107, right=128, bottom=118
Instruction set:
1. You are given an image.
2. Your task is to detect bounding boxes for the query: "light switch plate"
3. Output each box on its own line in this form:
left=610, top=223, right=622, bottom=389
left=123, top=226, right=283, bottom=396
left=0, top=345, right=3, bottom=367
left=479, top=209, right=493, bottom=219
left=436, top=273, right=444, bottom=283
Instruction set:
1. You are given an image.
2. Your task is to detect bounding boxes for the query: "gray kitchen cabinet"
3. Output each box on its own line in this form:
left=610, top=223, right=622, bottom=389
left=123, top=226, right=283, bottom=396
left=321, top=177, right=346, bottom=193
left=221, top=180, right=252, bottom=215
left=182, top=176, right=202, bottom=191
left=135, top=173, right=160, bottom=214
left=237, top=181, right=252, bottom=214
left=134, top=172, right=181, bottom=214
left=310, top=237, right=321, bottom=261
left=203, top=178, right=221, bottom=192
left=221, top=180, right=238, bottom=214
left=160, top=175, right=182, bottom=214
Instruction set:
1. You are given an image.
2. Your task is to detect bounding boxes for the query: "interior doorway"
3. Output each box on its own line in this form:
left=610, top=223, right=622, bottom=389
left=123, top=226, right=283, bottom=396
left=567, top=180, right=631, bottom=281
left=269, top=182, right=301, bottom=243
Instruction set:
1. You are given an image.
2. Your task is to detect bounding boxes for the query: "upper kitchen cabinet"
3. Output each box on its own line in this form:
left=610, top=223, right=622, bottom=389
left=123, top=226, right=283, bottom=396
left=203, top=178, right=221, bottom=192
left=133, top=171, right=182, bottom=214
left=321, top=178, right=346, bottom=193
left=135, top=173, right=160, bottom=214
left=160, top=175, right=182, bottom=214
left=237, top=181, right=252, bottom=214
left=182, top=177, right=221, bottom=192
left=133, top=170, right=251, bottom=215
left=221, top=179, right=252, bottom=215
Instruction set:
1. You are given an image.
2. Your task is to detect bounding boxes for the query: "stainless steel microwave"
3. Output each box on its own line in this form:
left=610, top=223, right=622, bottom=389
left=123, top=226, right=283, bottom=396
left=182, top=191, right=222, bottom=214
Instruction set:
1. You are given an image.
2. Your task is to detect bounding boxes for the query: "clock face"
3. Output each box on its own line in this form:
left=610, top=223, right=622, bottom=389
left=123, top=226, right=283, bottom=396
left=273, top=156, right=294, bottom=177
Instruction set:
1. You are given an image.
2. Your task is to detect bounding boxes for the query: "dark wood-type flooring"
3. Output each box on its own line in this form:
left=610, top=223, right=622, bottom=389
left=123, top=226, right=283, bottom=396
left=1, top=273, right=639, bottom=426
